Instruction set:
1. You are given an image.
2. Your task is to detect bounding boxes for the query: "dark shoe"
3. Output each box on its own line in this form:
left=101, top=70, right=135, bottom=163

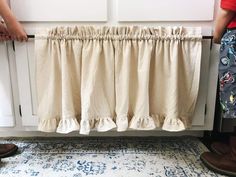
left=211, top=142, right=230, bottom=155
left=0, top=144, right=18, bottom=158
left=200, top=152, right=236, bottom=176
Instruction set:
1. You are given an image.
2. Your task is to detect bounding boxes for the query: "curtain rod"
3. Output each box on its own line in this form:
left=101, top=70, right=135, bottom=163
left=26, top=35, right=213, bottom=39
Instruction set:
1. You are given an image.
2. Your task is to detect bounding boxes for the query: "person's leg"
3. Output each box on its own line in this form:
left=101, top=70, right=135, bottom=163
left=200, top=29, right=236, bottom=176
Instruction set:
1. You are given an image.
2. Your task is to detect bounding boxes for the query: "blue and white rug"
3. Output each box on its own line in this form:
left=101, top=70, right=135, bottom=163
left=0, top=137, right=225, bottom=177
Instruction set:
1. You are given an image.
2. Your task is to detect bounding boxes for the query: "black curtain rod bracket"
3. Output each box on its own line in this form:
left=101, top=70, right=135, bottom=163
left=27, top=35, right=35, bottom=38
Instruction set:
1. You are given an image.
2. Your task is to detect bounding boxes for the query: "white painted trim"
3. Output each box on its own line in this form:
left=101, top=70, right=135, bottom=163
left=7, top=41, right=24, bottom=129
left=27, top=41, right=38, bottom=115
left=204, top=43, right=220, bottom=130
left=10, top=0, right=108, bottom=22
left=117, top=0, right=215, bottom=22
left=14, top=42, right=38, bottom=126
left=0, top=42, right=15, bottom=127
left=192, top=39, right=211, bottom=125
left=0, top=130, right=203, bottom=137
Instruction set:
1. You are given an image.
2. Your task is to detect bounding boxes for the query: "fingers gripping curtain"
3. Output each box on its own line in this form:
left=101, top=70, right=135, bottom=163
left=35, top=26, right=202, bottom=135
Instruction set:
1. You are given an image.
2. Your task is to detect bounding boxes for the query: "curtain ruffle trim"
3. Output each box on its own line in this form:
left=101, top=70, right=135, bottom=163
left=116, top=116, right=129, bottom=132
left=38, top=118, right=59, bottom=133
left=129, top=116, right=156, bottom=130
left=36, top=26, right=202, bottom=41
left=162, top=117, right=186, bottom=132
left=38, top=114, right=191, bottom=134
left=38, top=117, right=80, bottom=134
left=56, top=118, right=80, bottom=134
left=80, top=117, right=117, bottom=135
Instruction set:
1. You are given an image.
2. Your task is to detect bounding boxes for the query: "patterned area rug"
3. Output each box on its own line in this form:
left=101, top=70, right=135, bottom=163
left=0, top=137, right=225, bottom=177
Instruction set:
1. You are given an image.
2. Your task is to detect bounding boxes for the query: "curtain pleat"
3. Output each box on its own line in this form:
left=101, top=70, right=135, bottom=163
left=35, top=26, right=202, bottom=135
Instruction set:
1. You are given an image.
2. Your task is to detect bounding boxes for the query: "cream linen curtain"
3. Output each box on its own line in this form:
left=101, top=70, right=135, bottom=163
left=35, top=26, right=202, bottom=135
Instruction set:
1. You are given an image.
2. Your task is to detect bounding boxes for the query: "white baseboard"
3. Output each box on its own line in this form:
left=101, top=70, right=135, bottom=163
left=0, top=130, right=204, bottom=137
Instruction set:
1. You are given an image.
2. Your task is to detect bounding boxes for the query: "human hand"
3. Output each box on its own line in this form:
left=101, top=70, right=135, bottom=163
left=4, top=17, right=28, bottom=42
left=213, top=36, right=221, bottom=44
left=0, top=22, right=11, bottom=41
left=213, top=31, right=222, bottom=44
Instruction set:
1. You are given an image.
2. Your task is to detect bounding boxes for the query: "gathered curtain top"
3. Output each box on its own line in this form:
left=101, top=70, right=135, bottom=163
left=35, top=26, right=202, bottom=41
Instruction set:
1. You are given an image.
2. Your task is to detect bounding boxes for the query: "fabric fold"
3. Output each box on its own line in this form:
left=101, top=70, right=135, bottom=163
left=79, top=119, right=91, bottom=135
left=116, top=116, right=129, bottom=132
left=129, top=116, right=156, bottom=130
left=35, top=26, right=202, bottom=134
left=162, top=117, right=186, bottom=132
left=38, top=118, right=59, bottom=133
left=95, top=117, right=117, bottom=132
left=56, top=118, right=80, bottom=134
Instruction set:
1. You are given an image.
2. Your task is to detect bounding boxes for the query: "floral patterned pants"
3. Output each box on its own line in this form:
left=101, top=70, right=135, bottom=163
left=219, top=29, right=236, bottom=118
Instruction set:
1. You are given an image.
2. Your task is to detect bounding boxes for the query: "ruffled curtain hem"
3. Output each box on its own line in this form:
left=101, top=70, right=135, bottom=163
left=38, top=114, right=191, bottom=135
